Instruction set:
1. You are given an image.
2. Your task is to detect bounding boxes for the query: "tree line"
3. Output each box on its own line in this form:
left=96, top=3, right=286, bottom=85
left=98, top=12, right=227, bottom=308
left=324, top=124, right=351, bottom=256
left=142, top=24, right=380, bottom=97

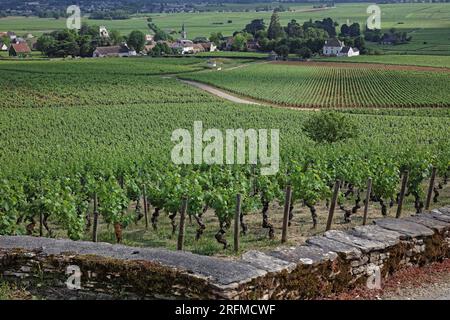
left=208, top=11, right=368, bottom=59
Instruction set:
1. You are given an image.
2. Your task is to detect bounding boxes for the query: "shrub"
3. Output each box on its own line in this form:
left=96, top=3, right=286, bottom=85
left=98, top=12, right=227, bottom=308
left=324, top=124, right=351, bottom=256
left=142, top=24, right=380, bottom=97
left=303, top=111, right=358, bottom=144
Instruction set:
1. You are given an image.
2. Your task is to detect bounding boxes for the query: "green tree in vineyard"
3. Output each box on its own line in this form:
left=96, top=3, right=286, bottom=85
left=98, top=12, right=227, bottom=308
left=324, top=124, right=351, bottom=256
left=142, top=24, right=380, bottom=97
left=370, top=158, right=400, bottom=216
left=290, top=161, right=330, bottom=228
left=97, top=175, right=132, bottom=243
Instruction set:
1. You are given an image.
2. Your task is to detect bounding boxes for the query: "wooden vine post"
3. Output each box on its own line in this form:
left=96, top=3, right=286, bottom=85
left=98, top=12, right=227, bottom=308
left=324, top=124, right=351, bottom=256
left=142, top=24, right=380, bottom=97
left=177, top=197, right=188, bottom=251
left=326, top=180, right=340, bottom=231
left=92, top=193, right=99, bottom=242
left=425, top=167, right=437, bottom=211
left=281, top=185, right=292, bottom=243
left=39, top=212, right=43, bottom=237
left=362, top=178, right=372, bottom=226
left=234, top=194, right=241, bottom=253
left=143, top=184, right=149, bottom=230
left=396, top=171, right=409, bottom=219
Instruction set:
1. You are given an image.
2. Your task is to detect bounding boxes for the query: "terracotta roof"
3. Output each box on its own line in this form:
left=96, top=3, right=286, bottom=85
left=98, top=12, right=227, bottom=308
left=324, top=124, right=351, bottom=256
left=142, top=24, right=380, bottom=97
left=10, top=42, right=31, bottom=53
left=193, top=43, right=204, bottom=50
left=200, top=42, right=213, bottom=49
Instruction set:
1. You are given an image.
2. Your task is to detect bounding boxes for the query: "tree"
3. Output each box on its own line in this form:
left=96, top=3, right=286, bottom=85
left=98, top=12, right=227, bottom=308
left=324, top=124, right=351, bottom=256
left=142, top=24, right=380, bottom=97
left=274, top=44, right=289, bottom=60
left=354, top=36, right=366, bottom=54
left=340, top=24, right=350, bottom=37
left=209, top=32, right=224, bottom=46
left=127, top=30, right=146, bottom=52
left=297, top=47, right=312, bottom=59
left=267, top=11, right=285, bottom=40
left=315, top=18, right=336, bottom=37
left=78, top=35, right=94, bottom=57
left=36, top=35, right=57, bottom=56
left=154, top=29, right=171, bottom=42
left=244, top=19, right=266, bottom=36
left=231, top=33, right=247, bottom=51
left=349, top=23, right=361, bottom=37
left=150, top=42, right=173, bottom=56
left=109, top=30, right=123, bottom=45
left=285, top=19, right=303, bottom=38
left=303, top=112, right=358, bottom=144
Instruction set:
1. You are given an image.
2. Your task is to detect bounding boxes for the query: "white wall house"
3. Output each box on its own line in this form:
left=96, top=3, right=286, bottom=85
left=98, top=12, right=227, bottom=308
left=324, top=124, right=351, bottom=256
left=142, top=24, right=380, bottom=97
left=171, top=39, right=194, bottom=54
left=337, top=46, right=360, bottom=57
left=323, top=38, right=360, bottom=57
left=323, top=38, right=344, bottom=56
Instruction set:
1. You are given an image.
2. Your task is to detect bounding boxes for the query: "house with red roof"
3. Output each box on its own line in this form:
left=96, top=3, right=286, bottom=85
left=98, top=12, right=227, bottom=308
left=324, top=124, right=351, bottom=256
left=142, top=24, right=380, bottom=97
left=9, top=42, right=31, bottom=57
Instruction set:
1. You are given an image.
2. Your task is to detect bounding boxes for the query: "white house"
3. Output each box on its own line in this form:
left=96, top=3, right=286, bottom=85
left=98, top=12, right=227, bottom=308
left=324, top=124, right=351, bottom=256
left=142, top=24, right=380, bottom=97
left=323, top=38, right=359, bottom=57
left=323, top=38, right=344, bottom=56
left=171, top=39, right=194, bottom=54
left=337, top=46, right=359, bottom=57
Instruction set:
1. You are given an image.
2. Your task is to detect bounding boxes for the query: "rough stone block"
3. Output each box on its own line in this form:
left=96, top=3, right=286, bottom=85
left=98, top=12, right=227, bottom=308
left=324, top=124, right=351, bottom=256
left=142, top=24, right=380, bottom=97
left=306, top=236, right=361, bottom=260
left=267, top=245, right=337, bottom=266
left=324, top=230, right=387, bottom=253
left=405, top=214, right=450, bottom=233
left=350, top=225, right=401, bottom=247
left=430, top=210, right=450, bottom=223
left=241, top=250, right=297, bottom=273
left=374, top=218, right=434, bottom=239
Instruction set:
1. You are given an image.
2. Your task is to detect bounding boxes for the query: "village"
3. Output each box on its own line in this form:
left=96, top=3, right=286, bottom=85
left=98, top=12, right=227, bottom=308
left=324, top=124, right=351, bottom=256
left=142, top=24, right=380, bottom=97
left=0, top=11, right=381, bottom=60
left=0, top=25, right=362, bottom=59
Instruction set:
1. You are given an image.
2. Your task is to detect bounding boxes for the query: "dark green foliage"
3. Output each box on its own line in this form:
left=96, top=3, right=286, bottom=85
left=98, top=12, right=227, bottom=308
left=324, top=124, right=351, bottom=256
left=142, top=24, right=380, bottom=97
left=303, top=112, right=358, bottom=144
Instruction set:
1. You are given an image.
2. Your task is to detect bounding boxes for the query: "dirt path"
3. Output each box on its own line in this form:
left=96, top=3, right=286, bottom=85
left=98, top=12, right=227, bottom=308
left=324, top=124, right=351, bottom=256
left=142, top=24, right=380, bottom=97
left=179, top=79, right=263, bottom=105
left=382, top=267, right=450, bottom=300
left=179, top=79, right=321, bottom=111
left=330, top=259, right=450, bottom=300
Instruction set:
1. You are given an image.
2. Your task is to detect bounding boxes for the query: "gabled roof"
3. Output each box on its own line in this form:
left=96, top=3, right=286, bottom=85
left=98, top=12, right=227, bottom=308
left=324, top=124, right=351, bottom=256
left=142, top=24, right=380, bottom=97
left=200, top=42, right=214, bottom=49
left=10, top=42, right=31, bottom=53
left=324, top=38, right=343, bottom=47
left=340, top=46, right=351, bottom=53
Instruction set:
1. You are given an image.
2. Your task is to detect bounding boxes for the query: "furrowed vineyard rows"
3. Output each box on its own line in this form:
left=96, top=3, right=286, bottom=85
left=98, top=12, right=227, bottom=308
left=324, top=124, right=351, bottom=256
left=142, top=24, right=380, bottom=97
left=0, top=58, right=213, bottom=108
left=183, top=63, right=450, bottom=108
left=0, top=58, right=449, bottom=251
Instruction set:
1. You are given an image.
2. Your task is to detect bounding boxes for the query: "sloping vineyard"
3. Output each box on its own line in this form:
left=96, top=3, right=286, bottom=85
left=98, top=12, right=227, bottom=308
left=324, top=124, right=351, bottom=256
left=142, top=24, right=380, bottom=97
left=0, top=58, right=449, bottom=254
left=182, top=63, right=450, bottom=108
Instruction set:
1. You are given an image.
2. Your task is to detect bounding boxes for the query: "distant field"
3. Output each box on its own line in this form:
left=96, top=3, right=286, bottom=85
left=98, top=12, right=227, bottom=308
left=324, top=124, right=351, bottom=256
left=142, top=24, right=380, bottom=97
left=317, top=55, right=450, bottom=69
left=0, top=3, right=449, bottom=55
left=0, top=58, right=211, bottom=108
left=183, top=62, right=450, bottom=108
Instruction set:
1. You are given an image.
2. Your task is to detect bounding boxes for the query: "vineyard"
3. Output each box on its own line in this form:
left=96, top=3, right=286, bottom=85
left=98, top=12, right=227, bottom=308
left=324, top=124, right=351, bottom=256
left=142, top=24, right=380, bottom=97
left=0, top=58, right=449, bottom=255
left=182, top=62, right=450, bottom=108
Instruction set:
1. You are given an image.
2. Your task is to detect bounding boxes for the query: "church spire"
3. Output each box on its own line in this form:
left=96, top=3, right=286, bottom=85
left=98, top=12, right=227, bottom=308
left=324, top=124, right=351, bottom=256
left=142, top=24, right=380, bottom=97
left=181, top=23, right=187, bottom=39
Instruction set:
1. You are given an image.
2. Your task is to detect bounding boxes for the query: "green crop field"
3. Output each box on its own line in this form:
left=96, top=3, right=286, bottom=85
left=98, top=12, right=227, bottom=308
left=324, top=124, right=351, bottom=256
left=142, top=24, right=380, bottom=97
left=1, top=3, right=449, bottom=55
left=0, top=57, right=449, bottom=255
left=0, top=58, right=212, bottom=108
left=316, top=55, right=450, bottom=69
left=182, top=62, right=450, bottom=108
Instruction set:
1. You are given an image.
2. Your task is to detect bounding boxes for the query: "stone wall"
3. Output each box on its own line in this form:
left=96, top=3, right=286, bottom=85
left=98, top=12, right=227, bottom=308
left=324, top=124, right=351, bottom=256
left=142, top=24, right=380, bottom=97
left=1, top=206, right=449, bottom=300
